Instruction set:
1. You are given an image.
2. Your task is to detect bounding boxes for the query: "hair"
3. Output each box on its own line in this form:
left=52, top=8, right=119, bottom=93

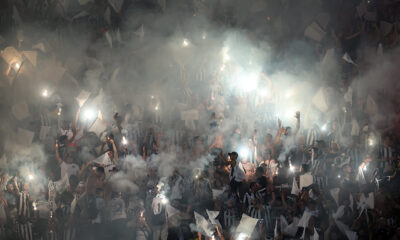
left=256, top=166, right=264, bottom=174
left=96, top=166, right=105, bottom=174
left=69, top=174, right=79, bottom=189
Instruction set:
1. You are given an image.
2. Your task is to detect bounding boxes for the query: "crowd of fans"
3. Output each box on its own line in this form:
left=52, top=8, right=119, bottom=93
left=1, top=0, right=400, bottom=240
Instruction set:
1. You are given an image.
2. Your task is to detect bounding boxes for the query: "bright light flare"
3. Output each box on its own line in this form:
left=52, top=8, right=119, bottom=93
left=33, top=202, right=37, bottom=211
left=321, top=123, right=327, bottom=132
left=368, top=138, right=374, bottom=146
left=155, top=105, right=159, bottom=111
left=202, top=32, right=206, bottom=40
left=363, top=165, right=367, bottom=171
left=161, top=196, right=168, bottom=204
left=239, top=147, right=249, bottom=158
left=182, top=38, right=189, bottom=47
left=289, top=164, right=295, bottom=172
left=42, top=89, right=48, bottom=98
left=237, top=233, right=248, bottom=240
left=122, top=136, right=128, bottom=145
left=12, top=61, right=21, bottom=71
left=222, top=47, right=230, bottom=63
left=241, top=72, right=258, bottom=92
left=83, top=109, right=96, bottom=121
left=28, top=174, right=35, bottom=181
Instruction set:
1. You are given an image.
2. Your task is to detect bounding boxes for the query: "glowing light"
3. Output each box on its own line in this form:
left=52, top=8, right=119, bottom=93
left=202, top=32, right=206, bottom=40
left=33, top=202, right=37, bottom=211
left=182, top=38, right=189, bottom=47
left=285, top=90, right=292, bottom=98
left=155, top=105, right=159, bottom=111
left=222, top=47, right=230, bottom=62
left=58, top=107, right=62, bottom=116
left=83, top=108, right=96, bottom=121
left=220, top=65, right=225, bottom=71
left=28, top=174, right=35, bottom=181
left=237, top=233, right=248, bottom=240
left=122, top=136, right=128, bottom=145
left=161, top=196, right=168, bottom=204
left=338, top=174, right=341, bottom=179
left=151, top=95, right=154, bottom=99
left=13, top=61, right=21, bottom=70
left=241, top=72, right=258, bottom=92
left=289, top=164, right=295, bottom=172
left=321, top=123, right=327, bottom=132
left=363, top=165, right=367, bottom=171
left=239, top=147, right=249, bottom=158
left=368, top=138, right=374, bottom=146
left=42, top=89, right=48, bottom=97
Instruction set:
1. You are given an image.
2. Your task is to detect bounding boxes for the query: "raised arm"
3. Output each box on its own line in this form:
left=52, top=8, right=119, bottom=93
left=55, top=142, right=63, bottom=165
left=274, top=127, right=285, bottom=145
left=294, top=111, right=300, bottom=136
left=110, top=139, right=118, bottom=165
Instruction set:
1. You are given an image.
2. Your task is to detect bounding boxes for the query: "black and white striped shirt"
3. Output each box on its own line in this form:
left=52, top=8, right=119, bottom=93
left=243, top=192, right=262, bottom=219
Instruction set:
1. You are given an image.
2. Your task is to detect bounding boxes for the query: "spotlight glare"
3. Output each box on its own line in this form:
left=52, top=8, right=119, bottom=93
left=42, top=89, right=48, bottom=97
left=239, top=147, right=249, bottom=158
left=122, top=136, right=128, bottom=145
left=83, top=109, right=96, bottom=121
left=182, top=38, right=189, bottom=47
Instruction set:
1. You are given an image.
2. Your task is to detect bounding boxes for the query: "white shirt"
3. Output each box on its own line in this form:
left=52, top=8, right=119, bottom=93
left=60, top=161, right=79, bottom=179
left=108, top=198, right=127, bottom=221
left=229, top=161, right=246, bottom=182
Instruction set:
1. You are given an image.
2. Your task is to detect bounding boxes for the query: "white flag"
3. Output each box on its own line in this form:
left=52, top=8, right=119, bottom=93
left=330, top=188, right=340, bottom=206
left=22, top=51, right=37, bottom=66
left=342, top=53, right=356, bottom=65
left=89, top=112, right=107, bottom=136
left=304, top=22, right=326, bottom=42
left=299, top=173, right=313, bottom=190
left=332, top=205, right=345, bottom=220
left=194, top=211, right=214, bottom=237
left=75, top=90, right=91, bottom=107
left=108, top=0, right=124, bottom=13
left=291, top=177, right=300, bottom=195
left=236, top=214, right=259, bottom=236
left=312, top=88, right=328, bottom=112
